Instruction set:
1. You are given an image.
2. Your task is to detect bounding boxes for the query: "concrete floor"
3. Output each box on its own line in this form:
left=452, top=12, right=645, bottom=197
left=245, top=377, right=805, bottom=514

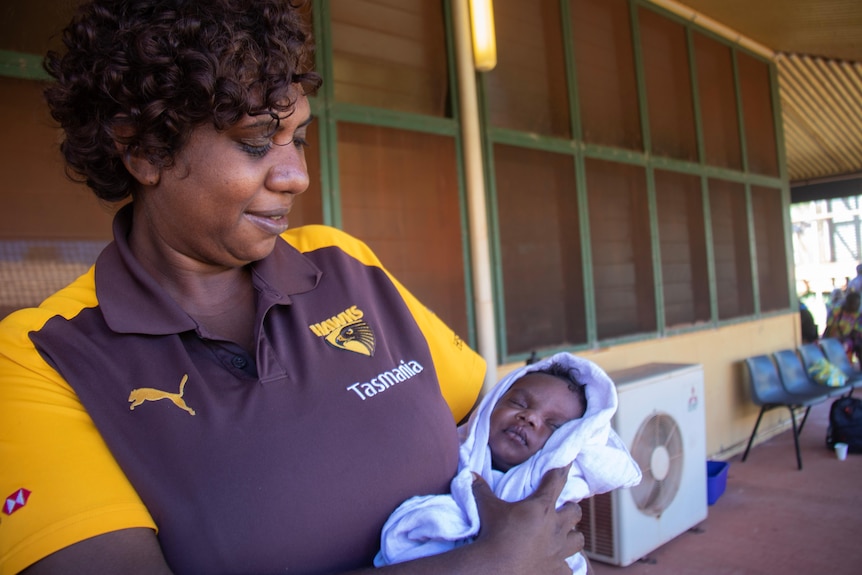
left=590, top=399, right=862, bottom=575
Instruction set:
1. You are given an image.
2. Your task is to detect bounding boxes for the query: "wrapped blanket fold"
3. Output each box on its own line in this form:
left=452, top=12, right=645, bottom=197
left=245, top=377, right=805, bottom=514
left=375, top=352, right=642, bottom=573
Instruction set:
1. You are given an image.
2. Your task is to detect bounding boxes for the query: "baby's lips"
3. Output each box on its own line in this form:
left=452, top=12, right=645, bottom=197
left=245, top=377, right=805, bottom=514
left=505, top=426, right=528, bottom=446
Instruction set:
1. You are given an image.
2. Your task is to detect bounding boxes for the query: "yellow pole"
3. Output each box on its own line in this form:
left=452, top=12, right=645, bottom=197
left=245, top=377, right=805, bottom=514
left=452, top=0, right=498, bottom=396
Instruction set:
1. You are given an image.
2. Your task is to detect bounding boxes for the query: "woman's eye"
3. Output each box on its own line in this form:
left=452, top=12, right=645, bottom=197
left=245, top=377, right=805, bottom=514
left=240, top=135, right=307, bottom=156
left=240, top=140, right=273, bottom=158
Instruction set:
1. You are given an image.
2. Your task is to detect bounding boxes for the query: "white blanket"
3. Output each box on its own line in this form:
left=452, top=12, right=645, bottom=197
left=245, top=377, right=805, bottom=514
left=374, top=352, right=642, bottom=573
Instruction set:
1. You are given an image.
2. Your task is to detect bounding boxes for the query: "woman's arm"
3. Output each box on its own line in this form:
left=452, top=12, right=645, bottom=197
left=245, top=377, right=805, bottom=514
left=19, top=468, right=584, bottom=575
left=19, top=528, right=173, bottom=575
left=354, top=466, right=584, bottom=575
left=823, top=309, right=839, bottom=338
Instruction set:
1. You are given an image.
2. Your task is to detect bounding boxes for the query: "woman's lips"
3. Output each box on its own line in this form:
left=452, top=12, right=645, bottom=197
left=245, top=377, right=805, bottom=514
left=245, top=212, right=289, bottom=235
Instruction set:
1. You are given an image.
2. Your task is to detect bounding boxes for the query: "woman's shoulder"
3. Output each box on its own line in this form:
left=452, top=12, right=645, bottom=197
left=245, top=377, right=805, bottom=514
left=281, top=225, right=383, bottom=267
left=282, top=224, right=352, bottom=245
left=1, top=267, right=98, bottom=338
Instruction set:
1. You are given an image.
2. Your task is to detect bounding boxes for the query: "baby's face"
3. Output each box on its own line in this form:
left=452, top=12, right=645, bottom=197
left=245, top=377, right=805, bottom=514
left=488, top=372, right=586, bottom=472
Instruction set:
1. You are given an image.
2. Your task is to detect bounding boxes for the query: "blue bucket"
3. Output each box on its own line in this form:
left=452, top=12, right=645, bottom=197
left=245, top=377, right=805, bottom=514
left=706, top=460, right=729, bottom=505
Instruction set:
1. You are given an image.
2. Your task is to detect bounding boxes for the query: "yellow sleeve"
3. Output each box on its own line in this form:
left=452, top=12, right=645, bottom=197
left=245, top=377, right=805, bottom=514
left=282, top=226, right=486, bottom=423
left=386, top=271, right=486, bottom=423
left=0, top=274, right=155, bottom=575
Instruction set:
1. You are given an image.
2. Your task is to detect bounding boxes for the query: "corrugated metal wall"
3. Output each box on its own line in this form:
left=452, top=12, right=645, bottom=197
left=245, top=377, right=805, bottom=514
left=778, top=54, right=862, bottom=182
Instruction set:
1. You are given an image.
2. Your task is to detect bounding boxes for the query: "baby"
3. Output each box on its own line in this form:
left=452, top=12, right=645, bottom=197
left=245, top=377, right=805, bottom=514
left=487, top=361, right=587, bottom=472
left=375, top=352, right=642, bottom=574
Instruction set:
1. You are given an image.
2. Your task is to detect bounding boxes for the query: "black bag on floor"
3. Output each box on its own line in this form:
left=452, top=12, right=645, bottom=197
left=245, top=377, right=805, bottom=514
left=826, top=396, right=862, bottom=453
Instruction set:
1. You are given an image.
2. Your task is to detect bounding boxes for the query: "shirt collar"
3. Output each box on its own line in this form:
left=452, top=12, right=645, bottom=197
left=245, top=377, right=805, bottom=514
left=97, top=203, right=321, bottom=335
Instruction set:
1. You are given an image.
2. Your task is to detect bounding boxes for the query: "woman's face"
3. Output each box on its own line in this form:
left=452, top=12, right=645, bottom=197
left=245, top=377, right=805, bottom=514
left=487, top=373, right=586, bottom=472
left=131, top=89, right=312, bottom=270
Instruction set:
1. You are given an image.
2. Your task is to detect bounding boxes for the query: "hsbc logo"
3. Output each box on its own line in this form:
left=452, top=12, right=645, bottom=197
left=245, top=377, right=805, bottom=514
left=3, top=488, right=31, bottom=516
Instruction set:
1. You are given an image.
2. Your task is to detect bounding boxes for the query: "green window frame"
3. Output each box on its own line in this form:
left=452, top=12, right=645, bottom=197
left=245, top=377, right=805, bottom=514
left=0, top=0, right=793, bottom=362
left=481, top=0, right=791, bottom=362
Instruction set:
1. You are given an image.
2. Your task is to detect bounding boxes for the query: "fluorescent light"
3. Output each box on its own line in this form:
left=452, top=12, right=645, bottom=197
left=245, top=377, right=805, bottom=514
left=469, top=0, right=497, bottom=72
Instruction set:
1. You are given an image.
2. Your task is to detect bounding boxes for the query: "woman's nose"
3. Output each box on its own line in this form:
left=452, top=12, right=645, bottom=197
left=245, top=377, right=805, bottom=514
left=266, top=145, right=310, bottom=194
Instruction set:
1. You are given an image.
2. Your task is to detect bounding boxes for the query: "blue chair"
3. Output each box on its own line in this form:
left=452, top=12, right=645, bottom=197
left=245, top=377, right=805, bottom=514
left=798, top=341, right=827, bottom=369
left=742, top=355, right=828, bottom=470
left=773, top=349, right=851, bottom=398
left=798, top=343, right=844, bottom=387
left=818, top=338, right=862, bottom=392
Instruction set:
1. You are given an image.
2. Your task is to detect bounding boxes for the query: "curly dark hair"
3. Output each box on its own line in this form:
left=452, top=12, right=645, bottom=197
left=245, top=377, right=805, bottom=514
left=43, top=0, right=322, bottom=202
left=535, top=361, right=587, bottom=414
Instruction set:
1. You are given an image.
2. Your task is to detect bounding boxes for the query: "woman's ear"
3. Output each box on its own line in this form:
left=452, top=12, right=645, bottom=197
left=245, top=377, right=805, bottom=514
left=118, top=146, right=161, bottom=187
left=113, top=118, right=160, bottom=187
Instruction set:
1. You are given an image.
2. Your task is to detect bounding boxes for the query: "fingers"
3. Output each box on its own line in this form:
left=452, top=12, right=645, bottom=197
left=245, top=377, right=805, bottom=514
left=471, top=472, right=505, bottom=532
left=568, top=524, right=585, bottom=551
left=473, top=466, right=582, bottom=531
left=470, top=467, right=586, bottom=572
left=470, top=472, right=495, bottom=502
left=557, top=500, right=583, bottom=530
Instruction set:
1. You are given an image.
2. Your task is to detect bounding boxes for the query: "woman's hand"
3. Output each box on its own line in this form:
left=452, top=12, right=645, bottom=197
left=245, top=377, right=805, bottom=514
left=470, top=465, right=585, bottom=575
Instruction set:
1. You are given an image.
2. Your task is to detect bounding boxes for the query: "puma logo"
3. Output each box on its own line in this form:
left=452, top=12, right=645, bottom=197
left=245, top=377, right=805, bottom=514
left=128, top=374, right=196, bottom=416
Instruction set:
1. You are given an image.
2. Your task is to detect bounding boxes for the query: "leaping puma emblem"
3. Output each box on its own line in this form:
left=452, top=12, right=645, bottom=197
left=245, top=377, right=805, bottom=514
left=128, top=374, right=196, bottom=416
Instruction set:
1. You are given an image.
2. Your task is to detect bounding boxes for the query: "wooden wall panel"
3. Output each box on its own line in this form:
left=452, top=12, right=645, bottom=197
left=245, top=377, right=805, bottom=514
left=694, top=32, right=743, bottom=170
left=485, top=0, right=570, bottom=137
left=337, top=123, right=468, bottom=339
left=0, top=77, right=117, bottom=240
left=586, top=158, right=656, bottom=339
left=655, top=170, right=710, bottom=327
left=0, top=77, right=116, bottom=319
left=494, top=144, right=585, bottom=354
left=571, top=0, right=642, bottom=150
left=751, top=186, right=789, bottom=311
left=738, top=52, right=780, bottom=176
left=709, top=178, right=754, bottom=319
left=330, top=0, right=448, bottom=116
left=639, top=7, right=698, bottom=161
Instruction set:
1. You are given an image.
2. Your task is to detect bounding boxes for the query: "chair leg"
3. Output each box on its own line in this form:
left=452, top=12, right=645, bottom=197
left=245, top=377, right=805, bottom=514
left=742, top=407, right=767, bottom=462
left=788, top=407, right=803, bottom=470
left=798, top=405, right=812, bottom=434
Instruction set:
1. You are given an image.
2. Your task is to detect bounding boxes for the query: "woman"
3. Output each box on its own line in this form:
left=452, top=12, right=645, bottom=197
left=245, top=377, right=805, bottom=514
left=825, top=287, right=845, bottom=317
left=0, top=1, right=584, bottom=574
left=823, top=290, right=862, bottom=362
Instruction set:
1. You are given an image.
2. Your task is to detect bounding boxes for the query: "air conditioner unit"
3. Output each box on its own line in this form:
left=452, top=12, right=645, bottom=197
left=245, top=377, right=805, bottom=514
left=581, top=362, right=707, bottom=566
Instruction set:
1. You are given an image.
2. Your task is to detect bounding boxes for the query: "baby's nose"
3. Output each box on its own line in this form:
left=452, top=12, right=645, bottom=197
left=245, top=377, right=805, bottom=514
left=519, top=410, right=539, bottom=427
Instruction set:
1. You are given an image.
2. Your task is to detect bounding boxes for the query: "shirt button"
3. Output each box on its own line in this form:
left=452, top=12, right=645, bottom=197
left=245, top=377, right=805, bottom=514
left=231, top=356, right=248, bottom=369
